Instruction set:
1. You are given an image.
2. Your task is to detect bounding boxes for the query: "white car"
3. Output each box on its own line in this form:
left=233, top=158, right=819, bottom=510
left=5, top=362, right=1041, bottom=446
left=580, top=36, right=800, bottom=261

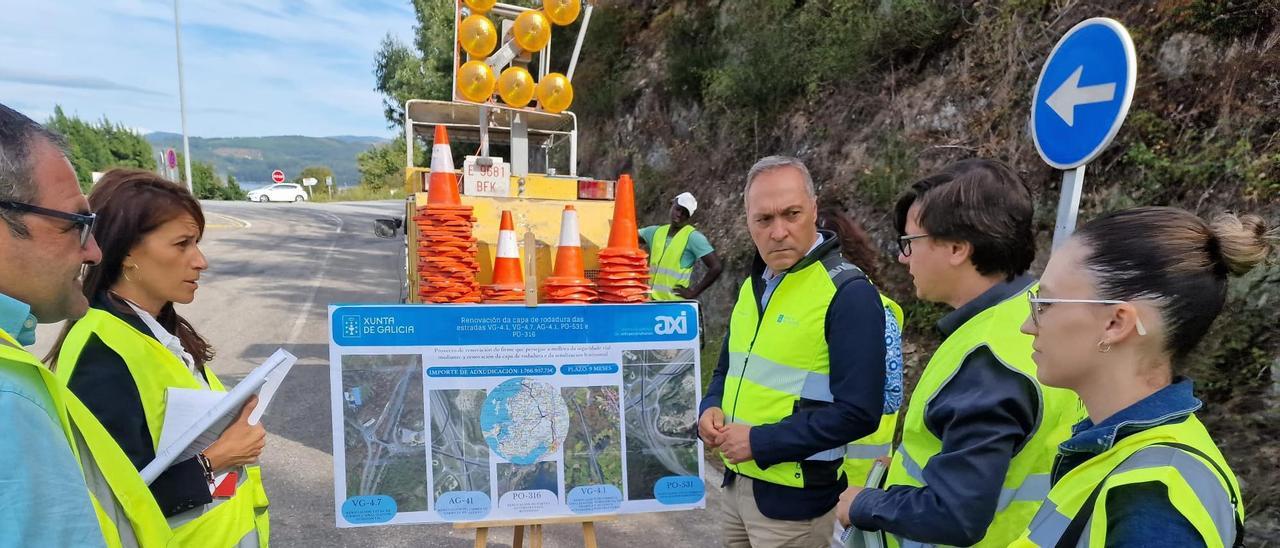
left=247, top=183, right=308, bottom=203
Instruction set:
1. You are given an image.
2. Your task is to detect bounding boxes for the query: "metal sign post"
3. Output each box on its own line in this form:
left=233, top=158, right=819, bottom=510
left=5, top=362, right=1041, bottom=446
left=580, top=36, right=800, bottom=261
left=1030, top=17, right=1136, bottom=249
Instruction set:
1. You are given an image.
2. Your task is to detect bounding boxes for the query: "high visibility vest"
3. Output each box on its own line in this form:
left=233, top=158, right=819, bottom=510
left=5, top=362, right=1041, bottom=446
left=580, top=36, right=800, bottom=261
left=722, top=243, right=881, bottom=488
left=57, top=308, right=271, bottom=548
left=882, top=283, right=1079, bottom=547
left=649, top=224, right=695, bottom=301
left=840, top=294, right=904, bottom=486
left=1012, top=414, right=1244, bottom=547
left=0, top=328, right=171, bottom=548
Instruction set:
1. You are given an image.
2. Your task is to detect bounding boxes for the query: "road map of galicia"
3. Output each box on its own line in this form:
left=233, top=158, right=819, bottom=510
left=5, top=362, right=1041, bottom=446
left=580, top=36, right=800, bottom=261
left=481, top=378, right=570, bottom=465
left=329, top=302, right=707, bottom=527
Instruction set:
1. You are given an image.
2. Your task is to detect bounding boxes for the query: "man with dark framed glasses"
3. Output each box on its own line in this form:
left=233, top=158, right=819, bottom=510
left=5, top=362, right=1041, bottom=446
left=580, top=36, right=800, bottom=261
left=837, top=159, right=1080, bottom=547
left=0, top=200, right=96, bottom=248
left=0, top=103, right=170, bottom=546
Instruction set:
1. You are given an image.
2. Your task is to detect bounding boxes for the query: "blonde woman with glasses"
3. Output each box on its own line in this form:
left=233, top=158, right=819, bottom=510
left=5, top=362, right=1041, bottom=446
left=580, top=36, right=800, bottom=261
left=1013, top=206, right=1274, bottom=547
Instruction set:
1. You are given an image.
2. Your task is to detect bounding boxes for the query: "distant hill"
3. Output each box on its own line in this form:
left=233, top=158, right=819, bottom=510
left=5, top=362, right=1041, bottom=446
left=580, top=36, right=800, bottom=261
left=145, top=133, right=391, bottom=187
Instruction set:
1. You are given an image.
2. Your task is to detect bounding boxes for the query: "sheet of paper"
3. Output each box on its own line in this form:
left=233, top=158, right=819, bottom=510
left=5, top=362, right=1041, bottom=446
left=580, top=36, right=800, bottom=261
left=157, top=388, right=230, bottom=463
left=142, top=349, right=296, bottom=484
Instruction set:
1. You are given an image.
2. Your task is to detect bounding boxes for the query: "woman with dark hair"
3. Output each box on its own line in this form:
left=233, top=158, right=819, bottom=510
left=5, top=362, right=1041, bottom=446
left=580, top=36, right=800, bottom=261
left=50, top=169, right=270, bottom=547
left=817, top=204, right=881, bottom=281
left=1014, top=207, right=1272, bottom=546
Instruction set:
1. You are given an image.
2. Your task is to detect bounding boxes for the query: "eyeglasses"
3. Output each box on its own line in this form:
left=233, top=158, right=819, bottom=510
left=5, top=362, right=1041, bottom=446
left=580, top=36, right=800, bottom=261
left=1027, top=289, right=1148, bottom=336
left=0, top=200, right=97, bottom=248
left=897, top=234, right=930, bottom=257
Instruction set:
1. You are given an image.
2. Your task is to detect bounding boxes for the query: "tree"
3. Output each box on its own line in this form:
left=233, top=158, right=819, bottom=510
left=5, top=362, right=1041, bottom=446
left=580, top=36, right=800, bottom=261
left=224, top=174, right=248, bottom=201
left=46, top=106, right=156, bottom=190
left=174, top=152, right=245, bottom=201
left=356, top=137, right=410, bottom=191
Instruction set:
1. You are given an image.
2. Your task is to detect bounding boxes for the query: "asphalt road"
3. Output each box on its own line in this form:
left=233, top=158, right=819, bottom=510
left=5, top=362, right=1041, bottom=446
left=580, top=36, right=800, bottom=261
left=34, top=199, right=722, bottom=547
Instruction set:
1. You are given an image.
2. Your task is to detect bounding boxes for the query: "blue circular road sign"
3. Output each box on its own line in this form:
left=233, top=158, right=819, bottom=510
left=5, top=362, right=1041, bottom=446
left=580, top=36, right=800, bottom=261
left=1031, top=18, right=1136, bottom=170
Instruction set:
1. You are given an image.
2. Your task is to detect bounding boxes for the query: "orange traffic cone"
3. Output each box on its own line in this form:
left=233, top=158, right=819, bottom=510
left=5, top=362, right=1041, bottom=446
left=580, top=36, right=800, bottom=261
left=597, top=174, right=650, bottom=303
left=414, top=124, right=480, bottom=303
left=427, top=125, right=462, bottom=205
left=484, top=210, right=524, bottom=302
left=542, top=205, right=597, bottom=304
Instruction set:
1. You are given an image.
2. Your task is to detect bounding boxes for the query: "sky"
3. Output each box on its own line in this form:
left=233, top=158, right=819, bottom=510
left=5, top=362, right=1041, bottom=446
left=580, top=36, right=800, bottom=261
left=0, top=0, right=417, bottom=138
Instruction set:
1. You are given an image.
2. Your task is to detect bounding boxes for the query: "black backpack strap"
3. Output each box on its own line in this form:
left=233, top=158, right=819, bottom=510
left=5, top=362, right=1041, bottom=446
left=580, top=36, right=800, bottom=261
left=1055, top=443, right=1245, bottom=548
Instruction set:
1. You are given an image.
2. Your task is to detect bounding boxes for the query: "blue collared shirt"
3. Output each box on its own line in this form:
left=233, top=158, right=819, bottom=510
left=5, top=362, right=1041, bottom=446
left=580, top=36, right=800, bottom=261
left=0, top=293, right=106, bottom=547
left=1053, top=378, right=1204, bottom=546
left=0, top=292, right=38, bottom=346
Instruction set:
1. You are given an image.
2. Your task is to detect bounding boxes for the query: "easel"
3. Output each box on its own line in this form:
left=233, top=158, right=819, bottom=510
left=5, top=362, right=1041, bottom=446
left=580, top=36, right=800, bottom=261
left=455, top=515, right=615, bottom=548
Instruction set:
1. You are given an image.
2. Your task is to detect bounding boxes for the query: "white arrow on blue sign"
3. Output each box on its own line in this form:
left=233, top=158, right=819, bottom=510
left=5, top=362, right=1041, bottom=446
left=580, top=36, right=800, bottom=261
left=1031, top=18, right=1136, bottom=170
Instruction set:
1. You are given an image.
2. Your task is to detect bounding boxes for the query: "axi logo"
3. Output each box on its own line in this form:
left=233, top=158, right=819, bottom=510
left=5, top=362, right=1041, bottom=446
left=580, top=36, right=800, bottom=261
left=654, top=311, right=689, bottom=335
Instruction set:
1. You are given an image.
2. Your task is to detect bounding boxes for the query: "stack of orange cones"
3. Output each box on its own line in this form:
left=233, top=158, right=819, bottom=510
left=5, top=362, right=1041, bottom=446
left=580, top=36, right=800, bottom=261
left=596, top=175, right=651, bottom=303
left=542, top=205, right=598, bottom=304
left=415, top=125, right=481, bottom=304
left=483, top=210, right=525, bottom=302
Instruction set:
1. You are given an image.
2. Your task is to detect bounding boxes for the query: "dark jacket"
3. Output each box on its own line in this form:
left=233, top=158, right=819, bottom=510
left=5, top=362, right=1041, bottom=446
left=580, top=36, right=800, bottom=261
left=66, top=293, right=212, bottom=517
left=850, top=274, right=1041, bottom=545
left=701, top=232, right=887, bottom=520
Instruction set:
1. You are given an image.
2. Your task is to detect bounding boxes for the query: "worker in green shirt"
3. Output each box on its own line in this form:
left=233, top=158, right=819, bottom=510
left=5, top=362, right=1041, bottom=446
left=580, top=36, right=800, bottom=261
left=639, top=192, right=723, bottom=300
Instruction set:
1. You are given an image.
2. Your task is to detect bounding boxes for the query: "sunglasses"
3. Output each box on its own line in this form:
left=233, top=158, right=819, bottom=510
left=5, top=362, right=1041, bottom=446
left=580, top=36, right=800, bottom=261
left=1027, top=288, right=1148, bottom=336
left=0, top=200, right=97, bottom=248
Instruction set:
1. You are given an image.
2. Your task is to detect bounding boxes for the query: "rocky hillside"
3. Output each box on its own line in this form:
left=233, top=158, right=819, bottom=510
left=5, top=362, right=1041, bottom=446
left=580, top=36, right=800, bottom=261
left=568, top=1, right=1279, bottom=540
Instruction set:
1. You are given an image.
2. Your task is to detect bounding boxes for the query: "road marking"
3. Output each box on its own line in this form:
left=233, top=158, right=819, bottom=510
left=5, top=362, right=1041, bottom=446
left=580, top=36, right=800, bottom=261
left=205, top=212, right=253, bottom=230
left=286, top=212, right=345, bottom=344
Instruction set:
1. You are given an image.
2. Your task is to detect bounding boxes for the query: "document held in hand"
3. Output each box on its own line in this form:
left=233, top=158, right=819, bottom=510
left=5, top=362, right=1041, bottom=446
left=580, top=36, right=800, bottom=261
left=141, top=348, right=297, bottom=484
left=838, top=459, right=889, bottom=548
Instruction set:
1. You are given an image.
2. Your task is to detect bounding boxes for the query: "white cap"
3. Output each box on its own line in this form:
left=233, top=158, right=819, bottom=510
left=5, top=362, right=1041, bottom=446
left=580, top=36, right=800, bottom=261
left=674, top=192, right=698, bottom=216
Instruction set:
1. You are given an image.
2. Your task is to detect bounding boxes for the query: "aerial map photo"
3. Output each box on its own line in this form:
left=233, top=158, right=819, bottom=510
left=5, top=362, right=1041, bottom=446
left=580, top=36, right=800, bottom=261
left=622, top=348, right=700, bottom=500
left=429, top=389, right=490, bottom=499
left=341, top=354, right=428, bottom=512
left=496, top=461, right=559, bottom=495
left=562, top=386, right=622, bottom=492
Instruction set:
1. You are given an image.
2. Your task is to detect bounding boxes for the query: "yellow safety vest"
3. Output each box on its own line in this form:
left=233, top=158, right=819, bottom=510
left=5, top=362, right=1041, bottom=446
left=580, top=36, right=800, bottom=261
left=881, top=284, right=1079, bottom=547
left=649, top=224, right=695, bottom=301
left=722, top=244, right=893, bottom=488
left=57, top=308, right=271, bottom=548
left=840, top=294, right=904, bottom=486
left=0, top=328, right=171, bottom=548
left=1012, top=414, right=1244, bottom=547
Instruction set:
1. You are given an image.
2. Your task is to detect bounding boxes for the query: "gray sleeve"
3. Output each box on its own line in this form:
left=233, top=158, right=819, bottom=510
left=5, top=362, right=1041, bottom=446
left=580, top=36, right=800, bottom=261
left=849, top=345, right=1039, bottom=545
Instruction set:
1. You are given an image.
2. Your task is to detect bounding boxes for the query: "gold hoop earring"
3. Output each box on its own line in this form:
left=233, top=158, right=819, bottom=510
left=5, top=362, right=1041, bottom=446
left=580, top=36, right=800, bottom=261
left=1097, top=340, right=1112, bottom=353
left=123, top=263, right=138, bottom=283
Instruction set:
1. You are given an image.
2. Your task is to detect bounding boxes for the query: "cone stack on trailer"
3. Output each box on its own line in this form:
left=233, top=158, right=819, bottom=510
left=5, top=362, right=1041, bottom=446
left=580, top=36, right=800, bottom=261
left=596, top=174, right=650, bottom=303
left=542, top=205, right=598, bottom=304
left=415, top=125, right=482, bottom=303
left=483, top=210, right=525, bottom=302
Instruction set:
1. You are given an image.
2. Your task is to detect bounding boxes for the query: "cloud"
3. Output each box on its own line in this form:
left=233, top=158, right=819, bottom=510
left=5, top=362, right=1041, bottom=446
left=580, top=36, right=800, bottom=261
left=0, top=68, right=167, bottom=97
left=1, top=0, right=418, bottom=137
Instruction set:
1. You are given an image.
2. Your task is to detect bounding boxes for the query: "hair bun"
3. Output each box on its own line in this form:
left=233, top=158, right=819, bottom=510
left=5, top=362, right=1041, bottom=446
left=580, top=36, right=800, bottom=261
left=1209, top=213, right=1276, bottom=276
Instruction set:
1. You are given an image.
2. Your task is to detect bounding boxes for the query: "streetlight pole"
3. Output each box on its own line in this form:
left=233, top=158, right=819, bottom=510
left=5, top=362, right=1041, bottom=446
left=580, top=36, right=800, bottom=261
left=173, top=0, right=194, bottom=193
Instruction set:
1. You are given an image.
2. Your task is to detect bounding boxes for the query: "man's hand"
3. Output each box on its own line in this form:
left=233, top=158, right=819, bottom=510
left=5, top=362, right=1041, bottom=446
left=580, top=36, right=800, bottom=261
left=674, top=287, right=696, bottom=299
left=836, top=485, right=865, bottom=528
left=719, top=424, right=753, bottom=464
left=698, top=407, right=726, bottom=448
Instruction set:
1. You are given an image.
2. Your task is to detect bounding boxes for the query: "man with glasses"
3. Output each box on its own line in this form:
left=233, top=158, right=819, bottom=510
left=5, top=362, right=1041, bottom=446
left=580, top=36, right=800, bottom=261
left=0, top=103, right=168, bottom=546
left=834, top=159, right=1078, bottom=547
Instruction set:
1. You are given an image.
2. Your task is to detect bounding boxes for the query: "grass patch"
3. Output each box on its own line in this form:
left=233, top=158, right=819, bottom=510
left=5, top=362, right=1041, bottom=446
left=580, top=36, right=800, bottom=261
left=309, top=185, right=405, bottom=203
